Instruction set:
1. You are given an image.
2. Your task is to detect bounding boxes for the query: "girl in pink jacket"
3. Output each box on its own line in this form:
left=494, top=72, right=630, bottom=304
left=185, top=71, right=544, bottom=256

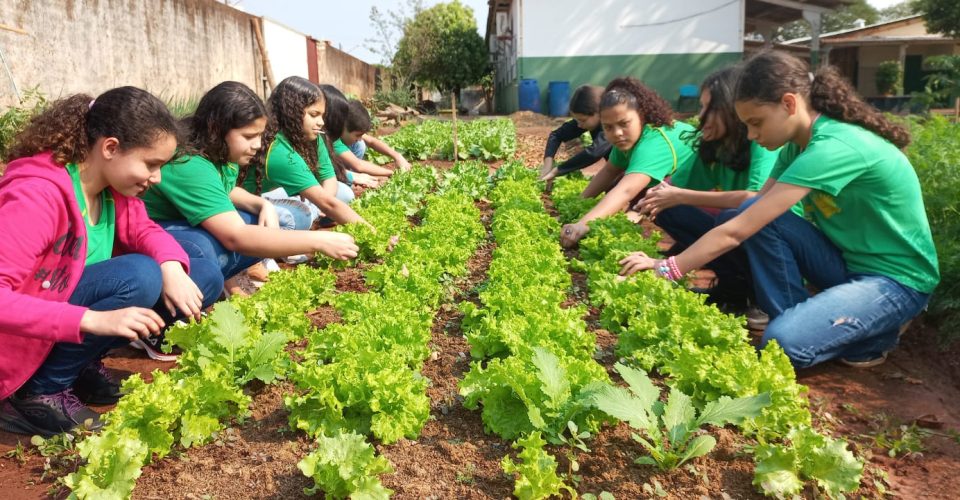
left=0, top=87, right=222, bottom=437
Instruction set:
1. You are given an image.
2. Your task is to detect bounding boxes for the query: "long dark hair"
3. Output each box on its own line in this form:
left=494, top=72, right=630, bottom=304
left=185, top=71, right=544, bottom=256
left=687, top=67, right=752, bottom=171
left=6, top=86, right=182, bottom=165
left=600, top=77, right=674, bottom=128
left=569, top=85, right=604, bottom=116
left=186, top=81, right=266, bottom=166
left=319, top=84, right=350, bottom=183
left=736, top=50, right=910, bottom=149
left=244, top=76, right=335, bottom=193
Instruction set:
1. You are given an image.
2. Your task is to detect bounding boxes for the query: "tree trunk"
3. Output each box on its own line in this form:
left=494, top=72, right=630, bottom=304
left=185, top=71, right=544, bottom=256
left=451, top=91, right=459, bottom=161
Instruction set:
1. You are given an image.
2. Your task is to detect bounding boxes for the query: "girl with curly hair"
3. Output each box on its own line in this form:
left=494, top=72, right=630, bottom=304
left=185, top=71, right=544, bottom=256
left=0, top=87, right=221, bottom=436
left=634, top=66, right=796, bottom=317
left=560, top=77, right=698, bottom=247
left=240, top=78, right=368, bottom=227
left=620, top=51, right=939, bottom=369
left=141, top=82, right=358, bottom=338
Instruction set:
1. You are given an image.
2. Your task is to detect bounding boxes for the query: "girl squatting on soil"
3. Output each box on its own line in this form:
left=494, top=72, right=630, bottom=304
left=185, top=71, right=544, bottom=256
left=0, top=87, right=222, bottom=436
left=635, top=67, right=795, bottom=319
left=538, top=84, right=612, bottom=182
left=139, top=82, right=358, bottom=358
left=241, top=77, right=368, bottom=228
left=559, top=77, right=699, bottom=248
left=620, top=51, right=940, bottom=369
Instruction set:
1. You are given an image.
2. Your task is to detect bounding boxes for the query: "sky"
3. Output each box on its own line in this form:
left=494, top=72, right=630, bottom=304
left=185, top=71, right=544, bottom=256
left=230, top=0, right=906, bottom=65
left=232, top=0, right=489, bottom=65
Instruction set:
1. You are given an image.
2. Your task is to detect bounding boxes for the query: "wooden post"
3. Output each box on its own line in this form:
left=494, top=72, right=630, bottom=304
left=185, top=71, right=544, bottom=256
left=251, top=18, right=275, bottom=92
left=451, top=91, right=459, bottom=162
left=954, top=96, right=959, bottom=124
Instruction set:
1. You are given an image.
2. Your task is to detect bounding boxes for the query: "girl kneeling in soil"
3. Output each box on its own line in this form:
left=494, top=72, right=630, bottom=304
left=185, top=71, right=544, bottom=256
left=141, top=81, right=359, bottom=356
left=634, top=67, right=792, bottom=318
left=241, top=77, right=369, bottom=227
left=560, top=77, right=698, bottom=248
left=619, top=51, right=940, bottom=369
left=0, top=87, right=222, bottom=436
left=538, top=84, right=613, bottom=182
left=335, top=99, right=412, bottom=175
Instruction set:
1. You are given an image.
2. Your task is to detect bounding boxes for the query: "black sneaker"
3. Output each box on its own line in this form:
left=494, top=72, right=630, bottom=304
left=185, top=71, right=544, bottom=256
left=73, top=360, right=122, bottom=405
left=0, top=399, right=50, bottom=436
left=5, top=388, right=102, bottom=437
left=130, top=333, right=180, bottom=362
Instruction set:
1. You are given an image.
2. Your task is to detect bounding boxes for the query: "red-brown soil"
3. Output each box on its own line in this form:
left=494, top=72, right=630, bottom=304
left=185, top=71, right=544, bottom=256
left=1, top=124, right=958, bottom=499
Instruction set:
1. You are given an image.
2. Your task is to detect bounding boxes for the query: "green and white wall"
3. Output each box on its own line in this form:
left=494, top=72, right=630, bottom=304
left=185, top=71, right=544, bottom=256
left=492, top=0, right=745, bottom=114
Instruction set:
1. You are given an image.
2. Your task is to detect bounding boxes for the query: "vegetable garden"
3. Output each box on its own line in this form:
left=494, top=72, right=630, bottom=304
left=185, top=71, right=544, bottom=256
left=1, top=116, right=960, bottom=499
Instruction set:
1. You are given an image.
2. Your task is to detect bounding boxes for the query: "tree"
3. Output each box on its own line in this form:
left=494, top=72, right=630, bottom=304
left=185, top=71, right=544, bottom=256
left=393, top=1, right=489, bottom=99
left=776, top=0, right=879, bottom=40
left=915, top=0, right=960, bottom=38
left=363, top=0, right=424, bottom=67
left=878, top=1, right=921, bottom=22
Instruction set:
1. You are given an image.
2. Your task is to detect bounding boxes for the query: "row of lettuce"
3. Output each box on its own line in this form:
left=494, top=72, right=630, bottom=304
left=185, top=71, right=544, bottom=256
left=288, top=162, right=490, bottom=498
left=61, top=164, right=483, bottom=499
left=62, top=160, right=865, bottom=499
left=367, top=117, right=517, bottom=164
left=549, top=173, right=864, bottom=497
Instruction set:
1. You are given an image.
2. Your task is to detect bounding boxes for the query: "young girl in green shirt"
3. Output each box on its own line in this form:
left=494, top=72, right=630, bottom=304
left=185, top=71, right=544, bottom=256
left=142, top=83, right=358, bottom=347
left=634, top=67, right=780, bottom=314
left=620, top=51, right=939, bottom=369
left=243, top=77, right=367, bottom=227
left=560, top=77, right=698, bottom=248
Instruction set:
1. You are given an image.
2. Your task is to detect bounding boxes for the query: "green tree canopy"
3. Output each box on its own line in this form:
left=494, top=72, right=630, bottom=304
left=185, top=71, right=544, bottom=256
left=878, top=1, right=921, bottom=22
left=915, top=0, right=960, bottom=38
left=393, top=1, right=489, bottom=95
left=777, top=0, right=879, bottom=40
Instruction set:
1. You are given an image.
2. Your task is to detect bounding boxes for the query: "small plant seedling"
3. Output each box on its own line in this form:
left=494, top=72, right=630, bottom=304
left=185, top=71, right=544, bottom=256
left=591, top=363, right=771, bottom=470
left=455, top=463, right=477, bottom=485
left=3, top=440, right=28, bottom=465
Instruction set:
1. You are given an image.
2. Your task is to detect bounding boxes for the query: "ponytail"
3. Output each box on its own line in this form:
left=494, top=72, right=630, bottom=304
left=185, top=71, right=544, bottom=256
left=736, top=50, right=910, bottom=149
left=810, top=65, right=910, bottom=148
left=6, top=87, right=181, bottom=165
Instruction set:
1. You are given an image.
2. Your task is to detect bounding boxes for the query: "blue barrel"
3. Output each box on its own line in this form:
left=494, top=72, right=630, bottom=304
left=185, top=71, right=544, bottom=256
left=548, top=81, right=571, bottom=117
left=518, top=79, right=541, bottom=112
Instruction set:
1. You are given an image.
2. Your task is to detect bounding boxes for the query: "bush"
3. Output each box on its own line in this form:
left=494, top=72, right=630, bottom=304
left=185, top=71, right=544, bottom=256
left=876, top=61, right=903, bottom=96
left=0, top=89, right=47, bottom=162
left=902, top=115, right=960, bottom=342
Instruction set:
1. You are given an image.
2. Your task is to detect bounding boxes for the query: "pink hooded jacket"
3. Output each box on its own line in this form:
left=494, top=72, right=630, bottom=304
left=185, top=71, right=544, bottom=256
left=0, top=153, right=189, bottom=399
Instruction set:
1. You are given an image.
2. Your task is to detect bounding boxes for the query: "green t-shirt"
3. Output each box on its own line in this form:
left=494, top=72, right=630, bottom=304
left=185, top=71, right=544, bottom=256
left=66, top=163, right=115, bottom=265
left=608, top=121, right=697, bottom=185
left=142, top=155, right=238, bottom=226
left=672, top=141, right=777, bottom=192
left=333, top=138, right=350, bottom=156
left=771, top=115, right=939, bottom=293
left=244, top=132, right=336, bottom=195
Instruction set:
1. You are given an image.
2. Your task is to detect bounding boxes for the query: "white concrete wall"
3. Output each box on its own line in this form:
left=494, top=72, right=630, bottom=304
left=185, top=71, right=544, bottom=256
left=520, top=0, right=743, bottom=57
left=262, top=18, right=309, bottom=84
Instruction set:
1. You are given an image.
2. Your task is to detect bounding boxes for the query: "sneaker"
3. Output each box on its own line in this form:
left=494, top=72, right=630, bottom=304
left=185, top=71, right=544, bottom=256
left=129, top=333, right=180, bottom=362
left=746, top=306, right=770, bottom=332
left=73, top=360, right=122, bottom=405
left=0, top=399, right=50, bottom=436
left=282, top=255, right=309, bottom=265
left=5, top=389, right=102, bottom=437
left=246, top=261, right=270, bottom=282
left=691, top=277, right=750, bottom=313
left=840, top=352, right=888, bottom=369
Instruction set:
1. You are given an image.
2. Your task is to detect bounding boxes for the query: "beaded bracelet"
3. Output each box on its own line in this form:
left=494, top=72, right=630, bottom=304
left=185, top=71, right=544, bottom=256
left=654, top=257, right=682, bottom=281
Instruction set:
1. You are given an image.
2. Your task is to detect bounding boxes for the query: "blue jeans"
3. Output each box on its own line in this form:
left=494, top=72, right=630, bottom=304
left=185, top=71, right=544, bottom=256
left=734, top=198, right=930, bottom=368
left=349, top=139, right=367, bottom=160
left=22, top=253, right=222, bottom=394
left=262, top=185, right=354, bottom=225
left=158, top=211, right=262, bottom=280
left=655, top=205, right=749, bottom=285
